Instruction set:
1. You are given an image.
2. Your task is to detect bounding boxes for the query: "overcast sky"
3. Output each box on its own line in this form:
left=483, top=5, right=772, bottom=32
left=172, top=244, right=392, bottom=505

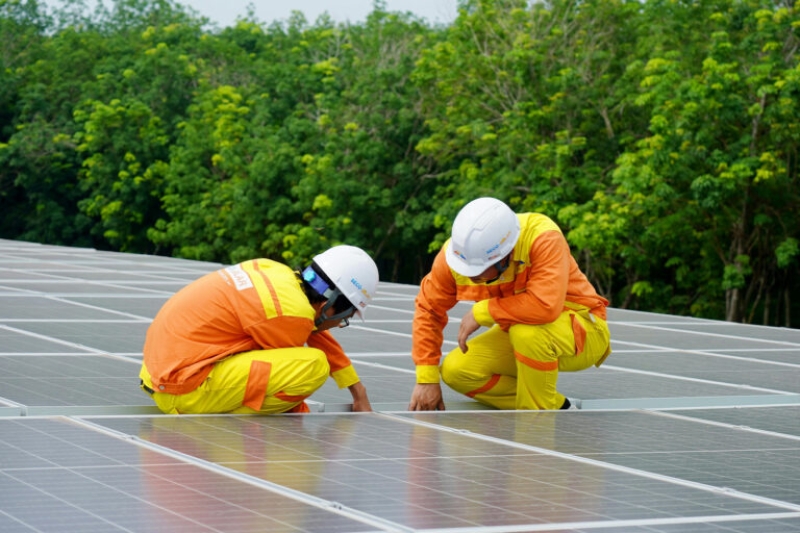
left=180, top=0, right=459, bottom=27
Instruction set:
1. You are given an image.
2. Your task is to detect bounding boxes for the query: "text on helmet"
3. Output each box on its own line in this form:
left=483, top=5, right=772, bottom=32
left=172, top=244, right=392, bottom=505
left=350, top=277, right=371, bottom=304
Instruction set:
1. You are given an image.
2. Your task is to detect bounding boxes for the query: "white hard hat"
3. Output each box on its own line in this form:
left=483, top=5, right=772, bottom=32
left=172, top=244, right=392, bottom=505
left=310, top=245, right=379, bottom=320
left=445, top=197, right=520, bottom=277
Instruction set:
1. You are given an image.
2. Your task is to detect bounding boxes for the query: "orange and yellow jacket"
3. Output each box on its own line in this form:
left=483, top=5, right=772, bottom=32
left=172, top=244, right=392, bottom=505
left=412, top=213, right=609, bottom=383
left=143, top=259, right=360, bottom=395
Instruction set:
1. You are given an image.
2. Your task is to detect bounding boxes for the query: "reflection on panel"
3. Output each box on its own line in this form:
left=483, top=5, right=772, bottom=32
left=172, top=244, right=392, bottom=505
left=0, top=418, right=378, bottom=533
left=403, top=411, right=800, bottom=505
left=93, top=414, right=795, bottom=531
left=0, top=356, right=146, bottom=406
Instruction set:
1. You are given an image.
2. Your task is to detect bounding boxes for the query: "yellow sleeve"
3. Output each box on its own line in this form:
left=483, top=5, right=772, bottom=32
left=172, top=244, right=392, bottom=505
left=331, top=365, right=360, bottom=389
left=415, top=365, right=441, bottom=384
left=472, top=300, right=494, bottom=327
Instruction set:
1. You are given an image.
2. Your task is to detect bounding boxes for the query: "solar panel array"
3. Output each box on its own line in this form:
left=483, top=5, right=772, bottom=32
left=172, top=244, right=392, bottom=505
left=2, top=238, right=800, bottom=532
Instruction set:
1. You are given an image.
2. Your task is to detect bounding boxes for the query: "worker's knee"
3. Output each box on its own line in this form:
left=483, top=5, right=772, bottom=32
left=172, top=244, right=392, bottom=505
left=508, top=323, right=553, bottom=360
left=300, top=349, right=330, bottom=391
left=442, top=348, right=493, bottom=395
left=441, top=358, right=456, bottom=389
left=441, top=348, right=466, bottom=389
left=305, top=347, right=328, bottom=369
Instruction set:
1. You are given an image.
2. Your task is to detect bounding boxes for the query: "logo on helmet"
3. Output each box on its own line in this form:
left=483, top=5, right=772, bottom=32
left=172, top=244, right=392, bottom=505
left=351, top=277, right=372, bottom=301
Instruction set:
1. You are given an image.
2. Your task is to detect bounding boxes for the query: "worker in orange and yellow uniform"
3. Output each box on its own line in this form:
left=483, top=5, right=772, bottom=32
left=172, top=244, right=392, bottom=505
left=409, top=198, right=611, bottom=411
left=140, top=245, right=379, bottom=414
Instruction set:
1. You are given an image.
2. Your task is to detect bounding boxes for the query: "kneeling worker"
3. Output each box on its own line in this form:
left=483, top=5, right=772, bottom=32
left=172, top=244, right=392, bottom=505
left=140, top=245, right=379, bottom=414
left=409, top=197, right=611, bottom=411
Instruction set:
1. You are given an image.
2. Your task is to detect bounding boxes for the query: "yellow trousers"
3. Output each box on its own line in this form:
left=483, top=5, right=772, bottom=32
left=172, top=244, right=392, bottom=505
left=441, top=307, right=611, bottom=410
left=140, top=347, right=329, bottom=414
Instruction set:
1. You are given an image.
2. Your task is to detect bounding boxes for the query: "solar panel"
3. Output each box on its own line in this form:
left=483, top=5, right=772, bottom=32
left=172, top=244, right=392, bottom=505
left=1, top=418, right=378, bottom=533
left=2, top=238, right=800, bottom=532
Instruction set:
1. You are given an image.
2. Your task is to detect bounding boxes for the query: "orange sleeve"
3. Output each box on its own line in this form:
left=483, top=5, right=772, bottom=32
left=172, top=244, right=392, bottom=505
left=411, top=248, right=458, bottom=372
left=486, top=230, right=570, bottom=327
left=307, top=330, right=360, bottom=388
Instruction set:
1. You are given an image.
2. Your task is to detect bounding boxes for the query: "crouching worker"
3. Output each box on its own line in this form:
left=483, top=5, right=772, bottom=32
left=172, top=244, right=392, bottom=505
left=139, top=245, right=379, bottom=414
left=409, top=197, right=611, bottom=411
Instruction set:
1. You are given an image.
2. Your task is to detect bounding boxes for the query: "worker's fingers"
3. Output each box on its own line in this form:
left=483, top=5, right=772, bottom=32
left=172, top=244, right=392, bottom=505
left=457, top=322, right=475, bottom=352
left=409, top=383, right=445, bottom=411
left=408, top=392, right=421, bottom=411
left=457, top=309, right=480, bottom=353
left=352, top=399, right=372, bottom=412
left=458, top=336, right=469, bottom=353
left=408, top=399, right=445, bottom=411
left=457, top=323, right=469, bottom=352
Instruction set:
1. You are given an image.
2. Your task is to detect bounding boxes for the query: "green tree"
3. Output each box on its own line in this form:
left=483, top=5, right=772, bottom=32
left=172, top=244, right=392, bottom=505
left=0, top=3, right=96, bottom=245
left=73, top=6, right=205, bottom=252
left=566, top=0, right=800, bottom=325
left=3, top=0, right=799, bottom=327
left=147, top=16, right=329, bottom=263
left=283, top=8, right=442, bottom=280
left=413, top=0, right=643, bottom=264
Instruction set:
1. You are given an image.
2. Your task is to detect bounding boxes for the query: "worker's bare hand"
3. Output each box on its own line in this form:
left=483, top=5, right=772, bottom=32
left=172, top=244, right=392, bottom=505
left=408, top=383, right=446, bottom=411
left=349, top=381, right=373, bottom=412
left=458, top=309, right=480, bottom=352
left=352, top=397, right=372, bottom=412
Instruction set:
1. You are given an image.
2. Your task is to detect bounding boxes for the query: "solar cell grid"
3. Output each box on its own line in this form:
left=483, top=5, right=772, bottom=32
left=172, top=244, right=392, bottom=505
left=1, top=238, right=800, bottom=532
left=671, top=406, right=800, bottom=437
left=606, top=352, right=800, bottom=393
left=86, top=414, right=800, bottom=531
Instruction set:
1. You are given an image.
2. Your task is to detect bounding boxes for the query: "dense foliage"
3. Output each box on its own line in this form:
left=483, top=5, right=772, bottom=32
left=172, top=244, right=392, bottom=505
left=1, top=0, right=799, bottom=326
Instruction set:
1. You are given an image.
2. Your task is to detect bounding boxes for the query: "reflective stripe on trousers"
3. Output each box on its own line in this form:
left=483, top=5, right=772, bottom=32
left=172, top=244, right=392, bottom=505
left=441, top=308, right=611, bottom=410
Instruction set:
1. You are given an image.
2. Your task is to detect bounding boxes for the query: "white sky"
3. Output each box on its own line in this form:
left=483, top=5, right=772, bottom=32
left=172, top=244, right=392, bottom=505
left=180, top=0, right=459, bottom=27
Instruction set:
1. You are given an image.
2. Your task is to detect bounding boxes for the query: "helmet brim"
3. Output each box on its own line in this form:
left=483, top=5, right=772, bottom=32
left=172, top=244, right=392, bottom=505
left=445, top=241, right=494, bottom=277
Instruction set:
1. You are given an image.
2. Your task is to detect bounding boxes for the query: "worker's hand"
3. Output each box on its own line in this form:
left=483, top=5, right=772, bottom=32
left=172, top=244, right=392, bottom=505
left=408, top=383, right=446, bottom=411
left=348, top=381, right=372, bottom=412
left=458, top=309, right=481, bottom=353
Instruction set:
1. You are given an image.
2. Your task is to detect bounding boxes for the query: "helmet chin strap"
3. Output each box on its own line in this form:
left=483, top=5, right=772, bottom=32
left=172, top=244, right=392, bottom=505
left=302, top=266, right=355, bottom=327
left=314, top=288, right=356, bottom=327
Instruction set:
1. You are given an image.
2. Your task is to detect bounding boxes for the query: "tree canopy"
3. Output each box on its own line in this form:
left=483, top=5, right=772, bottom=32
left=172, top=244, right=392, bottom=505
left=1, top=0, right=798, bottom=327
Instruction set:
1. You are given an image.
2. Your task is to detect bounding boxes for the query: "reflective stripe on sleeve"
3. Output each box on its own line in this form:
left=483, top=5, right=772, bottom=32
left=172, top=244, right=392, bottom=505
left=242, top=260, right=283, bottom=319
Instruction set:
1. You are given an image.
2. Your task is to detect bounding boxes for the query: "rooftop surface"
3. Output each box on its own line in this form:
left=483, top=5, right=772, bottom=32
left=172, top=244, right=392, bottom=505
left=1, top=238, right=800, bottom=532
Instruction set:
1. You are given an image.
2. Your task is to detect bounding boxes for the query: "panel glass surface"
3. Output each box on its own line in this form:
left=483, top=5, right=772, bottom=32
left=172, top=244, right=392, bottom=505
left=608, top=352, right=800, bottom=393
left=3, top=238, right=800, bottom=532
left=403, top=411, right=800, bottom=505
left=92, top=414, right=797, bottom=531
left=0, top=418, right=375, bottom=533
left=0, top=356, right=145, bottom=406
left=671, top=406, right=800, bottom=438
